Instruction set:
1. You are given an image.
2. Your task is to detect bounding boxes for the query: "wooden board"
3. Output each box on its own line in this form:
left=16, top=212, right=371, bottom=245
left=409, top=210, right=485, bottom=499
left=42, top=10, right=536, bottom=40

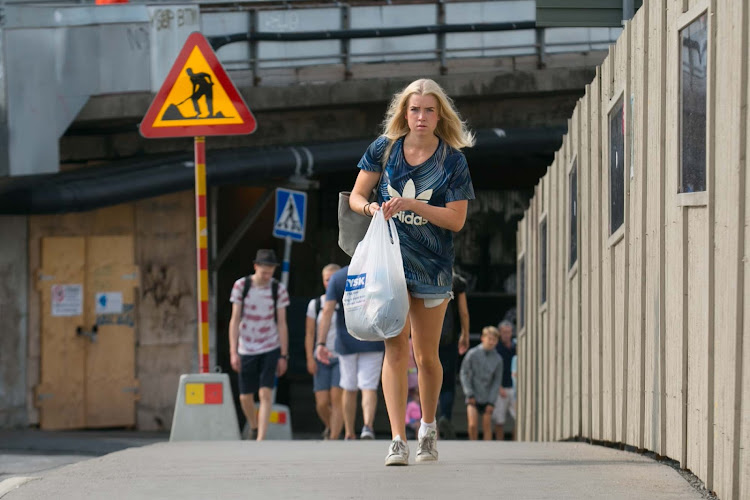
left=85, top=236, right=139, bottom=428
left=36, top=237, right=86, bottom=430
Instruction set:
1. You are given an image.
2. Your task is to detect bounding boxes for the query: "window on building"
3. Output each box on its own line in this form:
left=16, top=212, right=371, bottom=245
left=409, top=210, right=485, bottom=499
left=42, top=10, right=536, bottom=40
left=539, top=218, right=547, bottom=305
left=519, top=255, right=525, bottom=329
left=679, top=13, right=708, bottom=193
left=569, top=160, right=578, bottom=269
left=609, top=97, right=625, bottom=234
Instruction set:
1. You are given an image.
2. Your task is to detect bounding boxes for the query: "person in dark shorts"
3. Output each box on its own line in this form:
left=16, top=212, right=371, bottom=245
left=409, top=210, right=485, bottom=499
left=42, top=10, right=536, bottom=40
left=228, top=249, right=290, bottom=440
left=460, top=326, right=503, bottom=440
left=437, top=271, right=470, bottom=439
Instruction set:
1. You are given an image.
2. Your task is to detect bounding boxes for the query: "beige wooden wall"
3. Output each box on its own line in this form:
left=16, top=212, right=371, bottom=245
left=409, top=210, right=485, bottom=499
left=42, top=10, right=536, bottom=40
left=516, top=1, right=749, bottom=499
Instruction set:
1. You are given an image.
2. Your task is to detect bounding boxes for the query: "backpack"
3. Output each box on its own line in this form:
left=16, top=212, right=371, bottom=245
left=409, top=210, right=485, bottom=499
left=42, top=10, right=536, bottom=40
left=242, top=275, right=279, bottom=323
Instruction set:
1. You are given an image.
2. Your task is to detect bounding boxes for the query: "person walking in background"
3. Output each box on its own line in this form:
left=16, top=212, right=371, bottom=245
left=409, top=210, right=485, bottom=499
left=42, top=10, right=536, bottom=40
left=305, top=263, right=343, bottom=440
left=348, top=78, right=475, bottom=465
left=316, top=265, right=384, bottom=440
left=228, top=249, right=290, bottom=441
left=460, top=326, right=503, bottom=441
left=405, top=386, right=422, bottom=440
left=437, top=270, right=470, bottom=439
left=493, top=320, right=517, bottom=440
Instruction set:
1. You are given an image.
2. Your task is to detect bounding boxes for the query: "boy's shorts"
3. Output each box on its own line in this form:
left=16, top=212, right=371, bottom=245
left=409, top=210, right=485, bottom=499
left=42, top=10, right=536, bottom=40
left=313, top=358, right=341, bottom=392
left=467, top=400, right=492, bottom=414
left=239, top=348, right=280, bottom=395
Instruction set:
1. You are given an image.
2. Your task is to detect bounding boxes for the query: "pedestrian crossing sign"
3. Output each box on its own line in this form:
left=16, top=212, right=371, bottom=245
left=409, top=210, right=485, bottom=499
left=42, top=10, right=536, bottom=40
left=140, top=32, right=256, bottom=138
left=273, top=188, right=307, bottom=242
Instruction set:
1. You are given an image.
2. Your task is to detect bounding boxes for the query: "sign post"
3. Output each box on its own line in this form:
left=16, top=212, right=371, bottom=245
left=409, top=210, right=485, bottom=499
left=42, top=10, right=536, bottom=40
left=272, top=188, right=307, bottom=288
left=140, top=32, right=257, bottom=374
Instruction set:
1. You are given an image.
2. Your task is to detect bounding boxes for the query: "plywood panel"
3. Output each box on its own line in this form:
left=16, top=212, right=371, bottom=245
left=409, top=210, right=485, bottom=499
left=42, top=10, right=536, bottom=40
left=686, top=210, right=709, bottom=481
left=580, top=89, right=592, bottom=440
left=663, top=0, right=686, bottom=464
left=552, top=147, right=564, bottom=441
left=539, top=174, right=550, bottom=441
left=712, top=0, right=744, bottom=497
left=601, top=50, right=616, bottom=443
left=529, top=188, right=539, bottom=441
left=627, top=4, right=649, bottom=450
left=36, top=237, right=86, bottom=430
left=85, top=235, right=138, bottom=428
left=644, top=0, right=668, bottom=456
left=741, top=1, right=750, bottom=495
left=615, top=21, right=632, bottom=446
left=589, top=69, right=604, bottom=441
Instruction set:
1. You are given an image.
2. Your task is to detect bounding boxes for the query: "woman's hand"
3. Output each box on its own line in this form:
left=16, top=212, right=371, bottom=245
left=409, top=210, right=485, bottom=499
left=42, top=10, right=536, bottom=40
left=381, top=197, right=415, bottom=220
left=366, top=201, right=381, bottom=216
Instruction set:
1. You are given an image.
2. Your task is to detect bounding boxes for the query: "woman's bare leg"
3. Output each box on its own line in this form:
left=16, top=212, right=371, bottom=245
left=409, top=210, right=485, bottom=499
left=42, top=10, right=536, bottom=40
left=410, top=298, right=449, bottom=426
left=381, top=316, right=411, bottom=440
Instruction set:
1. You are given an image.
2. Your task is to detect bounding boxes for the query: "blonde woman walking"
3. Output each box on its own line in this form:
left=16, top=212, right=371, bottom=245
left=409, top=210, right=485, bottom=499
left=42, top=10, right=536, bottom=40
left=348, top=78, right=475, bottom=465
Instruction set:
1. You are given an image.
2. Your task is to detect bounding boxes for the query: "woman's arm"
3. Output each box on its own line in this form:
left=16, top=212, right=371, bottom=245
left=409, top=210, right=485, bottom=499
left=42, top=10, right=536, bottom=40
left=382, top=198, right=468, bottom=232
left=349, top=169, right=382, bottom=215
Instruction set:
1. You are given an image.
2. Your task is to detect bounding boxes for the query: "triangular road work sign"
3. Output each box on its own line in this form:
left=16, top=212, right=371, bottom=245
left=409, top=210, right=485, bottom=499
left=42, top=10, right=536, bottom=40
left=140, top=32, right=256, bottom=138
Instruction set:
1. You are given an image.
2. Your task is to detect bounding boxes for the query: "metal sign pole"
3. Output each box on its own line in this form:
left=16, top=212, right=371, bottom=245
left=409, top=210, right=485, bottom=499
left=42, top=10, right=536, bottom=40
left=281, top=236, right=292, bottom=288
left=194, top=136, right=209, bottom=374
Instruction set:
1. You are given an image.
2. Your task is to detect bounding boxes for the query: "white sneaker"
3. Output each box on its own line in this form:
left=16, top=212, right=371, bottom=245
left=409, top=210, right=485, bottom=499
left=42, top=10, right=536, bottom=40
left=416, top=427, right=438, bottom=462
left=384, top=437, right=410, bottom=466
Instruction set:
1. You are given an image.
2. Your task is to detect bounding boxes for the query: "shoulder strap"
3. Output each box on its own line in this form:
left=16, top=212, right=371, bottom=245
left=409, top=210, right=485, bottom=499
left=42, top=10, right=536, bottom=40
left=271, top=278, right=279, bottom=324
left=313, top=296, right=322, bottom=338
left=241, top=275, right=252, bottom=309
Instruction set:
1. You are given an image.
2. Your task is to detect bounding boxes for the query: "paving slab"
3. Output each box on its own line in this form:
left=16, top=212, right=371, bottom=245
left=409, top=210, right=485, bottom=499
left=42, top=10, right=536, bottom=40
left=0, top=441, right=702, bottom=500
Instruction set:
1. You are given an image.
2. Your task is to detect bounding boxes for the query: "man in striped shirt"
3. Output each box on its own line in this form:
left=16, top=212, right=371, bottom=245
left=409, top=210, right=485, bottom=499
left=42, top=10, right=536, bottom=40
left=229, top=249, right=290, bottom=440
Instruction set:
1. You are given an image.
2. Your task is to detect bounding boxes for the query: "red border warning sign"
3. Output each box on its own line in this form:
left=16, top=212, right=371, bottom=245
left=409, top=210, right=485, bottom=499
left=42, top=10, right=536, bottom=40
left=140, top=32, right=256, bottom=138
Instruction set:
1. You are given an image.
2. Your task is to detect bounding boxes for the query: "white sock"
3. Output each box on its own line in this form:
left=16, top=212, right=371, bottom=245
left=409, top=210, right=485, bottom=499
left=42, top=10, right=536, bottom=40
left=418, top=419, right=437, bottom=439
left=393, top=434, right=404, bottom=442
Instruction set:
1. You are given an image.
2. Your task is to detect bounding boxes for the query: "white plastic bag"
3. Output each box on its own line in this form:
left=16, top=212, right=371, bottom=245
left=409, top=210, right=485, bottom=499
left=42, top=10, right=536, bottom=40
left=343, top=210, right=409, bottom=341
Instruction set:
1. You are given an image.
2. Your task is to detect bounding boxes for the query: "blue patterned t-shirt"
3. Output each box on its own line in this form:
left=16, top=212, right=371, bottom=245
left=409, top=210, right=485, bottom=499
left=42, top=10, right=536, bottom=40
left=357, top=135, right=475, bottom=293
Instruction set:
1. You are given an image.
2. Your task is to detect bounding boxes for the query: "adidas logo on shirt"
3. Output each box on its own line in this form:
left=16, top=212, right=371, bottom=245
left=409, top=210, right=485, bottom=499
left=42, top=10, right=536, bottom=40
left=387, top=180, right=432, bottom=226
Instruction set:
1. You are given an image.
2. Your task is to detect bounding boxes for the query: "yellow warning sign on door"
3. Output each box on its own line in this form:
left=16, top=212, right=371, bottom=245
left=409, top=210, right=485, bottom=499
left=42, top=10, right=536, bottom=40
left=140, top=32, right=256, bottom=138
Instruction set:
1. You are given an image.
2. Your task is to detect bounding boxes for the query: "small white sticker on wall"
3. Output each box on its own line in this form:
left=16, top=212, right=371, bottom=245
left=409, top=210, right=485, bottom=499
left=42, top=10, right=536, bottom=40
left=95, top=292, right=124, bottom=315
left=51, top=284, right=83, bottom=317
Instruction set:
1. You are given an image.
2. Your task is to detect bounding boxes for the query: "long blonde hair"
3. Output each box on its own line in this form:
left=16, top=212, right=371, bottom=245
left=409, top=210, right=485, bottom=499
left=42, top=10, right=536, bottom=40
left=381, top=79, right=475, bottom=164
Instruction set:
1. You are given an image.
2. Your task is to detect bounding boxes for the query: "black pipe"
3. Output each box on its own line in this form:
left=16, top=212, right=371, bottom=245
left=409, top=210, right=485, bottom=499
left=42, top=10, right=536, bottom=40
left=0, top=127, right=564, bottom=215
left=209, top=21, right=536, bottom=50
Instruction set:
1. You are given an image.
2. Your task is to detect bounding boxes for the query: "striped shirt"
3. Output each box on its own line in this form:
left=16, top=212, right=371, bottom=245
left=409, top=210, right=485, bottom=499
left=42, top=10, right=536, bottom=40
left=230, top=277, right=290, bottom=355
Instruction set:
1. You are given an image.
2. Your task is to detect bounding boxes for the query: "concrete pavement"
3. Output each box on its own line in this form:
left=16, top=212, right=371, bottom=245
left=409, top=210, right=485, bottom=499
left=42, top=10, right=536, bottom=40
left=1, top=440, right=704, bottom=499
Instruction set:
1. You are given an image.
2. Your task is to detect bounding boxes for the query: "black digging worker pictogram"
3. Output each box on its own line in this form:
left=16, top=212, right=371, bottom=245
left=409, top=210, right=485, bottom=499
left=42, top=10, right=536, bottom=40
left=178, top=68, right=215, bottom=118
left=278, top=196, right=303, bottom=233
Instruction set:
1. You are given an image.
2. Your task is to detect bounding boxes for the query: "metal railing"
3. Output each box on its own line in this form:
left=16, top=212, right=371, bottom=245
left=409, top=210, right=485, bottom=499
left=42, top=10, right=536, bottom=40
left=201, top=1, right=621, bottom=85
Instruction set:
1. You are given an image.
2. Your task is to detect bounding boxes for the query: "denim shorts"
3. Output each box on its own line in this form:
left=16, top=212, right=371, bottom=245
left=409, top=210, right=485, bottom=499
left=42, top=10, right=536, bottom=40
left=313, top=358, right=341, bottom=392
left=407, top=281, right=453, bottom=300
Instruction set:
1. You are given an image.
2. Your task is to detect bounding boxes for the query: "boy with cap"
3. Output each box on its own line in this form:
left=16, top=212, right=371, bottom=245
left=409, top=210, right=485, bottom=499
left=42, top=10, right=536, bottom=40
left=229, top=249, right=290, bottom=440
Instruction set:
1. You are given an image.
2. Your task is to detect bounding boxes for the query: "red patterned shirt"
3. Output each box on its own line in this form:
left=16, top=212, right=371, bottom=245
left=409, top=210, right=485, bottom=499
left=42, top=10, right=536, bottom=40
left=230, top=276, right=290, bottom=355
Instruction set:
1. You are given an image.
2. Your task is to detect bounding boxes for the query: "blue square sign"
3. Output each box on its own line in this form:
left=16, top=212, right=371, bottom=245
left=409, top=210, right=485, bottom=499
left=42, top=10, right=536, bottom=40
left=273, top=188, right=307, bottom=242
